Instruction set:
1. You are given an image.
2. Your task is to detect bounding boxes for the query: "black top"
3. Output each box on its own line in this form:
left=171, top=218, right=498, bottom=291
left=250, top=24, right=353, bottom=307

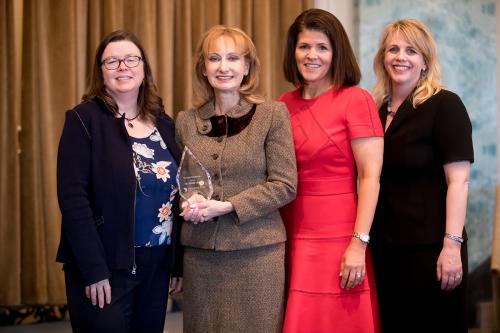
left=372, top=89, right=474, bottom=245
left=56, top=97, right=182, bottom=285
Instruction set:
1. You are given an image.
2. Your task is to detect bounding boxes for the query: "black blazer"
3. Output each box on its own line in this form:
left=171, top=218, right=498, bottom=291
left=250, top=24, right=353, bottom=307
left=56, top=97, right=182, bottom=286
left=372, top=90, right=473, bottom=245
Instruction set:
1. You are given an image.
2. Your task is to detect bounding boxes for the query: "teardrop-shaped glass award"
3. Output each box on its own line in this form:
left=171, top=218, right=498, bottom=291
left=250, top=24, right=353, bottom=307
left=176, top=146, right=213, bottom=201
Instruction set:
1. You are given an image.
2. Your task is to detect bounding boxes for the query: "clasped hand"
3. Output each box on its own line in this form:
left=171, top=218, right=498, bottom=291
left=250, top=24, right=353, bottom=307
left=180, top=194, right=231, bottom=224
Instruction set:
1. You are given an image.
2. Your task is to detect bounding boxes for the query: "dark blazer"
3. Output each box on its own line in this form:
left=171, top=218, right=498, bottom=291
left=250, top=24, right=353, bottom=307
left=56, top=97, right=182, bottom=286
left=372, top=90, right=474, bottom=245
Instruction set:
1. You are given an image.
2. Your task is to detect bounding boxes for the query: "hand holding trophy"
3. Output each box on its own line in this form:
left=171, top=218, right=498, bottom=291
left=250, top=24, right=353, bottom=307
left=176, top=146, right=214, bottom=223
left=176, top=146, right=213, bottom=201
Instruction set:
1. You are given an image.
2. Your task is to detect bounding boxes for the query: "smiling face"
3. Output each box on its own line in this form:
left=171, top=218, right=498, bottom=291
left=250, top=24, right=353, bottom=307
left=101, top=40, right=144, bottom=100
left=203, top=36, right=249, bottom=96
left=383, top=32, right=427, bottom=94
left=294, top=29, right=333, bottom=89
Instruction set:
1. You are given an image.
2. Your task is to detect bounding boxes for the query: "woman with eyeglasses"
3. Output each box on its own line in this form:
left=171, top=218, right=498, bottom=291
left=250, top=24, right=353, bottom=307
left=56, top=30, right=183, bottom=332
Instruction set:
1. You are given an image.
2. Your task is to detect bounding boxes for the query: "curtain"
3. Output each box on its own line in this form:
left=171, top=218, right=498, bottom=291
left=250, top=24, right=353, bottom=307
left=0, top=0, right=23, bottom=305
left=0, top=0, right=311, bottom=305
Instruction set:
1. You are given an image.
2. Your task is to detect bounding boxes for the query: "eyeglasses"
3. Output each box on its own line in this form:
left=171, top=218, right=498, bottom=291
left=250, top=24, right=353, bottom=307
left=101, top=56, right=142, bottom=70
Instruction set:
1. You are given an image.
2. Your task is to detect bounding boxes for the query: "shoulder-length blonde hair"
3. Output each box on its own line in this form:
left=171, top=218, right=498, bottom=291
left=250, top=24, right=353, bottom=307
left=193, top=25, right=264, bottom=107
left=372, top=19, right=443, bottom=108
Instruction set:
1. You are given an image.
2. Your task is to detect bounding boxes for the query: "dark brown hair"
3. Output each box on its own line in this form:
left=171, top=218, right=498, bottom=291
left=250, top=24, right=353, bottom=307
left=283, top=8, right=361, bottom=89
left=82, top=30, right=164, bottom=123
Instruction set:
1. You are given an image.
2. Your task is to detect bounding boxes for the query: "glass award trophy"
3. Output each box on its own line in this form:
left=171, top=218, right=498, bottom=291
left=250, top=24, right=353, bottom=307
left=176, top=146, right=213, bottom=201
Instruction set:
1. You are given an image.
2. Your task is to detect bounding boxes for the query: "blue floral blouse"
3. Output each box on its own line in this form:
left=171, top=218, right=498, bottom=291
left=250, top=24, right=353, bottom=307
left=131, top=128, right=178, bottom=247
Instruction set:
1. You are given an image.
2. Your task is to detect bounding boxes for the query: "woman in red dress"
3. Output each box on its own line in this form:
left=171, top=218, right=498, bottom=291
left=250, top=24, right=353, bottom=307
left=280, top=9, right=383, bottom=333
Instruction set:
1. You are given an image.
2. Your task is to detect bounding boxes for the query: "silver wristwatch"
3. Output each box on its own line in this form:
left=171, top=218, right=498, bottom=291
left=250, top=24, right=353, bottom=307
left=353, top=232, right=370, bottom=245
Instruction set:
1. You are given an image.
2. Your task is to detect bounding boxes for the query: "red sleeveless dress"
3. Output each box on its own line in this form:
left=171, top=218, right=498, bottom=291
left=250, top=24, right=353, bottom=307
left=280, top=87, right=383, bottom=333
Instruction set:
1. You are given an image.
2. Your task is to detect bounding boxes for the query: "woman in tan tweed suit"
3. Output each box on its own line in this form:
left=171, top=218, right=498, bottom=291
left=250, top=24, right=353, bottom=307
left=175, top=25, right=297, bottom=333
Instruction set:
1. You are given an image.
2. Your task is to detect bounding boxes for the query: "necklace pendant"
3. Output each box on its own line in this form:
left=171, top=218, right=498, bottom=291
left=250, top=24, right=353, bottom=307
left=128, top=122, right=134, bottom=128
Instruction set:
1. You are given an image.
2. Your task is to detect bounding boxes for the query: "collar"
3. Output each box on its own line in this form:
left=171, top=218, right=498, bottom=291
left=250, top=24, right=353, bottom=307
left=194, top=98, right=254, bottom=135
left=93, top=96, right=115, bottom=115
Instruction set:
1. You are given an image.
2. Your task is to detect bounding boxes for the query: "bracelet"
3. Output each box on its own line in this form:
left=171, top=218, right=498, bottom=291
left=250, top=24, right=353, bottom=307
left=445, top=232, right=464, bottom=244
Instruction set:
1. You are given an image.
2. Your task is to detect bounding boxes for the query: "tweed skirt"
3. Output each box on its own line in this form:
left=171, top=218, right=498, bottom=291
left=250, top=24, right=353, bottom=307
left=183, top=242, right=285, bottom=333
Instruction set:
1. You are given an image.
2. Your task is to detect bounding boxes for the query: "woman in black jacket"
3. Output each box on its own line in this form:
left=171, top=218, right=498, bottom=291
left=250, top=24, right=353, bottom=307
left=370, top=19, right=473, bottom=332
left=56, top=30, right=182, bottom=332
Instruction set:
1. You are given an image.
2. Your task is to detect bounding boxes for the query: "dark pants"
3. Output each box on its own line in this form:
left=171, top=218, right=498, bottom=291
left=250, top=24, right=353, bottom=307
left=370, top=241, right=468, bottom=333
left=64, top=246, right=172, bottom=333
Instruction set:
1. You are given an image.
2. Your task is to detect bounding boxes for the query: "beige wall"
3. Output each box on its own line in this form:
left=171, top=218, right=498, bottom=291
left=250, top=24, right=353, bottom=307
left=314, top=0, right=356, bottom=54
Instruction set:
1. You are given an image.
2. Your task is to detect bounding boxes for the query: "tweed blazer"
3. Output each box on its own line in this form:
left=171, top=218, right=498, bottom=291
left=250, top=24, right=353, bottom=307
left=175, top=98, right=297, bottom=251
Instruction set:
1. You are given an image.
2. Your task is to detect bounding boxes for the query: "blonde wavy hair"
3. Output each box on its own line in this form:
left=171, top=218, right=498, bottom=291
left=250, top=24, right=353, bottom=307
left=372, top=19, right=444, bottom=108
left=193, top=25, right=264, bottom=107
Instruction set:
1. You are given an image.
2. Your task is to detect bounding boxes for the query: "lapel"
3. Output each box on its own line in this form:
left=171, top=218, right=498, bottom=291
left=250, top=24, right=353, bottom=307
left=379, top=101, right=388, bottom=131
left=384, top=98, right=413, bottom=138
left=156, top=117, right=181, bottom=164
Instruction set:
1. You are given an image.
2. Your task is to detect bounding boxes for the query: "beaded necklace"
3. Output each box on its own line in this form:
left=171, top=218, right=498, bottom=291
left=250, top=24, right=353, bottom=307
left=387, top=97, right=396, bottom=117
left=122, top=112, right=140, bottom=128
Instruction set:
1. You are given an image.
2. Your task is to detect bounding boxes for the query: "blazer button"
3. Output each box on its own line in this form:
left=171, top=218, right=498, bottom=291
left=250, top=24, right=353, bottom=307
left=216, top=136, right=223, bottom=143
left=211, top=153, right=219, bottom=160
